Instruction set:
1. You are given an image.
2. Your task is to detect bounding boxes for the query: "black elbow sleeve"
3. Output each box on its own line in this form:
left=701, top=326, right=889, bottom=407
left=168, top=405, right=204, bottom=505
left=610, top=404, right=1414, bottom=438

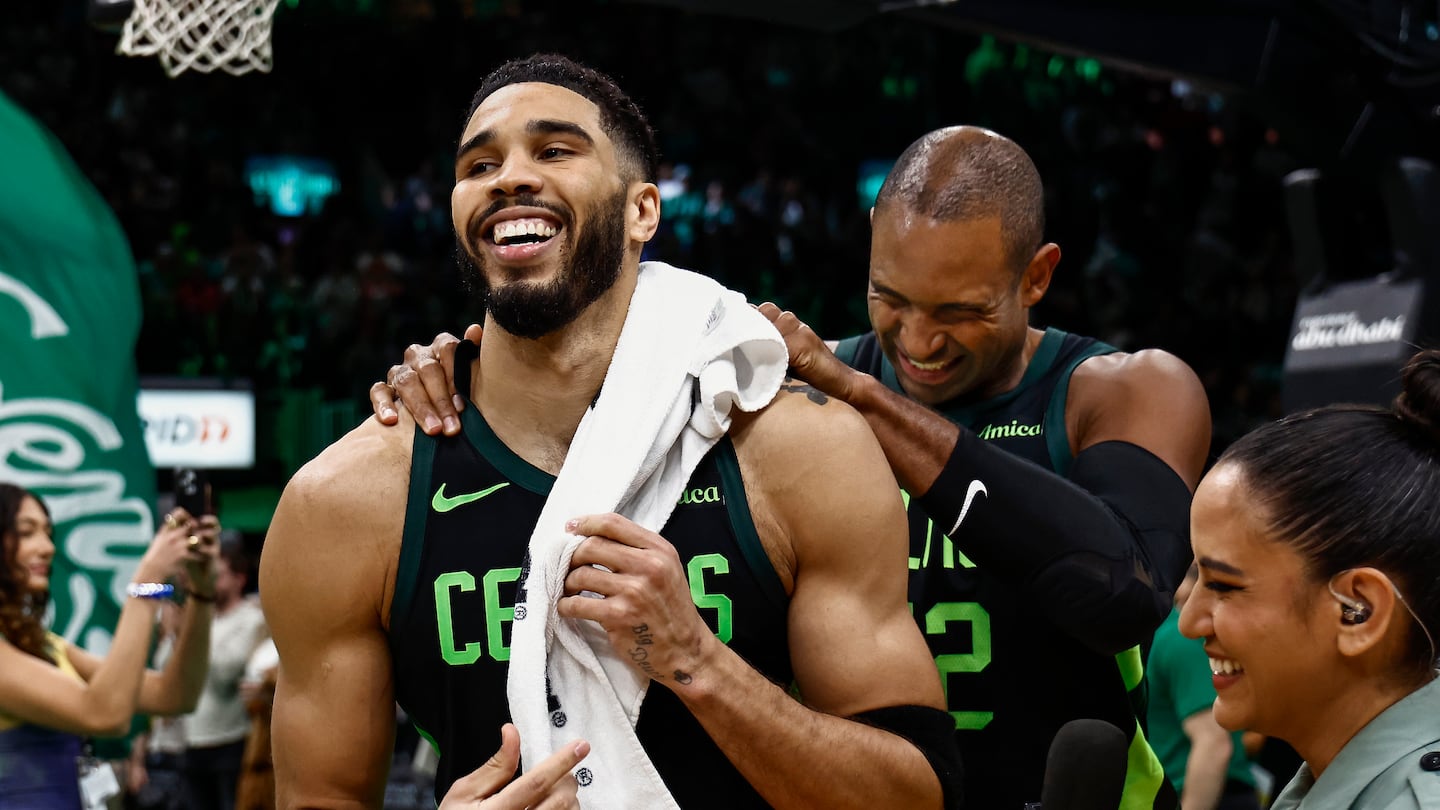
left=1066, top=441, right=1194, bottom=600
left=853, top=704, right=964, bottom=810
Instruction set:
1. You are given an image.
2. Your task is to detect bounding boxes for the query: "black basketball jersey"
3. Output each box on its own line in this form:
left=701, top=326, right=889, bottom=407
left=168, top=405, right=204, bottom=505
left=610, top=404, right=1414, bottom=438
left=388, top=404, right=791, bottom=808
left=836, top=328, right=1170, bottom=810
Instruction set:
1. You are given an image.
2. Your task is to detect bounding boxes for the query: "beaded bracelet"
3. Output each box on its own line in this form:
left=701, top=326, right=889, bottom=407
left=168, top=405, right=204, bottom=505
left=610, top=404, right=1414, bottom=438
left=125, top=582, right=176, bottom=600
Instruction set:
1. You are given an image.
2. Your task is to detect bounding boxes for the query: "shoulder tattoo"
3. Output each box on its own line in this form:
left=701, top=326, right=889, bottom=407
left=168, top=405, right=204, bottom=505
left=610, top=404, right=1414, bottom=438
left=779, top=381, right=829, bottom=406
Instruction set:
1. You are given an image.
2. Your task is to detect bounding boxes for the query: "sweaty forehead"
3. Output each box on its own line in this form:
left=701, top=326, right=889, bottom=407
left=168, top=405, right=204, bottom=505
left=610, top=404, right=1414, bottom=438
left=461, top=82, right=605, bottom=143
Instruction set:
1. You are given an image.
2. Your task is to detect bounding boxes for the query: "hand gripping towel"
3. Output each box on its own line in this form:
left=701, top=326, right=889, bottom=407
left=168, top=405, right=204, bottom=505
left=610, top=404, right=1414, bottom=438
left=505, top=261, right=787, bottom=808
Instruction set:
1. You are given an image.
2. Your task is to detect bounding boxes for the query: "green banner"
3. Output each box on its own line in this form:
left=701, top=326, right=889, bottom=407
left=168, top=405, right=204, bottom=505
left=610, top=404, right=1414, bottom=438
left=0, top=90, right=157, bottom=652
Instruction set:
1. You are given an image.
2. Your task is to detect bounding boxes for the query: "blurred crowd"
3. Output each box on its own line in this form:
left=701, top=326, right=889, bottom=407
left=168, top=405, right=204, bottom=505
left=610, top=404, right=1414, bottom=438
left=6, top=0, right=1307, bottom=466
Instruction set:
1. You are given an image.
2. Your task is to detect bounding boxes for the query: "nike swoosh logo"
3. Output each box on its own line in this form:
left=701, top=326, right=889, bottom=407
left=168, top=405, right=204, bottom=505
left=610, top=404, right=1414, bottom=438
left=432, top=482, right=510, bottom=513
left=947, top=479, right=987, bottom=536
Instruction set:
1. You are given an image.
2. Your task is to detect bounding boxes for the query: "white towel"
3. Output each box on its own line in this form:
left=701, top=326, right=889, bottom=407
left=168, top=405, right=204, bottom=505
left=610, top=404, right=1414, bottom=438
left=505, top=261, right=787, bottom=809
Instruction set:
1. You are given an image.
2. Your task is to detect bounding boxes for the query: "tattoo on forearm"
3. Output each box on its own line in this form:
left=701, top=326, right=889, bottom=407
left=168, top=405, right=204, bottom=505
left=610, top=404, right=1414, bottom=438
left=626, top=624, right=694, bottom=684
left=629, top=624, right=662, bottom=680
left=779, top=382, right=828, bottom=405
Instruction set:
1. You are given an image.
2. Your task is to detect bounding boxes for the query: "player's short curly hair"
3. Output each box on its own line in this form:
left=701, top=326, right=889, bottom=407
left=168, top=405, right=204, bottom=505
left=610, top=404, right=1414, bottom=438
left=467, top=53, right=660, bottom=183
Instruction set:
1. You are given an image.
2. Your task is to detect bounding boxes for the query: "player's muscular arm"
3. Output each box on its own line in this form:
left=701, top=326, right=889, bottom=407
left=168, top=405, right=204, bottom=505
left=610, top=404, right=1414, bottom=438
left=1068, top=349, right=1210, bottom=489
left=1068, top=348, right=1210, bottom=586
left=261, top=422, right=410, bottom=809
left=685, top=387, right=952, bottom=809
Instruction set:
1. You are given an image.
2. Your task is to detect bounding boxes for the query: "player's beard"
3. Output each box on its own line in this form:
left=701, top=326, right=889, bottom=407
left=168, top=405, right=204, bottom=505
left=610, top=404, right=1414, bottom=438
left=457, top=190, right=628, bottom=340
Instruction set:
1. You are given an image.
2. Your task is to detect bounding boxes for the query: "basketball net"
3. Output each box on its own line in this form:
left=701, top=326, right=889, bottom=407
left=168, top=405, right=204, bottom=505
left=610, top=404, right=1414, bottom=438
left=117, top=0, right=281, bottom=77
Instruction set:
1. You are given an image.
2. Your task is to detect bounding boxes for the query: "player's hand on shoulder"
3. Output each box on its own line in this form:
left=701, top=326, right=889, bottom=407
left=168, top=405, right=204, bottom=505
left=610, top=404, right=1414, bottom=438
left=370, top=325, right=482, bottom=437
left=756, top=303, right=858, bottom=401
left=440, top=724, right=588, bottom=810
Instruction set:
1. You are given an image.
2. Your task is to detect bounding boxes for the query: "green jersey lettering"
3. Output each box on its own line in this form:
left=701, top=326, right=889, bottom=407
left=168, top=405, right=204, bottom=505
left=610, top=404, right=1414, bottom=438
left=482, top=567, right=522, bottom=662
left=902, top=488, right=975, bottom=570
left=434, top=556, right=735, bottom=665
left=687, top=553, right=733, bottom=643
left=925, top=601, right=993, bottom=730
left=434, top=571, right=482, bottom=666
left=678, top=485, right=722, bottom=506
left=976, top=419, right=1043, bottom=440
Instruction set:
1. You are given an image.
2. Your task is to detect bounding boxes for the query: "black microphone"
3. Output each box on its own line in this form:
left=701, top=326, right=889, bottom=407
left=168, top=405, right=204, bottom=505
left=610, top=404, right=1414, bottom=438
left=1037, top=718, right=1130, bottom=810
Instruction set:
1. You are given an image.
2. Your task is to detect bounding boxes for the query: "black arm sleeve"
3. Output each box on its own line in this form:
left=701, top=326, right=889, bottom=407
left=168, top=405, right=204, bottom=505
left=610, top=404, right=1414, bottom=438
left=916, top=434, right=1193, bottom=655
left=852, top=705, right=964, bottom=810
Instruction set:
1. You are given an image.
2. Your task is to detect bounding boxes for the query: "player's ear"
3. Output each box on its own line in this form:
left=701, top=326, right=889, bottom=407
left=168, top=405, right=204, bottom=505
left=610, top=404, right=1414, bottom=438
left=628, top=181, right=660, bottom=243
left=1019, top=243, right=1060, bottom=306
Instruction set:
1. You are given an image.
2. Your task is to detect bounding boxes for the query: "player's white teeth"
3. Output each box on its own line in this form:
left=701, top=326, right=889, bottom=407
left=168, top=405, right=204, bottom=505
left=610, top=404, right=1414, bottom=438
left=907, top=356, right=949, bottom=371
left=1209, top=657, right=1243, bottom=675
left=492, top=218, right=559, bottom=245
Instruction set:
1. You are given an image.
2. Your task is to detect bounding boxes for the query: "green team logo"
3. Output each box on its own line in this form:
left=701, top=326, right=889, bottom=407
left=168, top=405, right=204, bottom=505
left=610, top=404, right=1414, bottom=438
left=432, top=481, right=510, bottom=513
left=976, top=419, right=1042, bottom=440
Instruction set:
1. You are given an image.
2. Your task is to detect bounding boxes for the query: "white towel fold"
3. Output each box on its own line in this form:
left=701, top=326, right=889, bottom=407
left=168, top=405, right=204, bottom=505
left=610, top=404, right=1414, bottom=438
left=505, top=261, right=788, bottom=808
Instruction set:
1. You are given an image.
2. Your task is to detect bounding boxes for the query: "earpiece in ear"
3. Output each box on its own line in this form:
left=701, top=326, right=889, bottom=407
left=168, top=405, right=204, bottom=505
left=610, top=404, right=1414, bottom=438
left=1329, top=581, right=1372, bottom=625
left=1340, top=601, right=1371, bottom=625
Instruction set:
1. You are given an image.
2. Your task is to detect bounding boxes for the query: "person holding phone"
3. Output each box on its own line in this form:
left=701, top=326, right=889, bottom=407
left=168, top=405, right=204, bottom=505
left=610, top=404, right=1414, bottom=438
left=0, top=483, right=217, bottom=809
left=174, top=468, right=212, bottom=521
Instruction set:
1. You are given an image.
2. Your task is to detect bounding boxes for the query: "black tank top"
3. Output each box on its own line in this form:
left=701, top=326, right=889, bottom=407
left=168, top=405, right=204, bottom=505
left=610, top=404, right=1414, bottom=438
left=836, top=329, right=1171, bottom=810
left=388, top=387, right=791, bottom=807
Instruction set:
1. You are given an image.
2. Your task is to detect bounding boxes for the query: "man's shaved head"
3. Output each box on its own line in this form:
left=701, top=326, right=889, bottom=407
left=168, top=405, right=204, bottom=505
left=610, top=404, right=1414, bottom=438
left=874, top=126, right=1045, bottom=274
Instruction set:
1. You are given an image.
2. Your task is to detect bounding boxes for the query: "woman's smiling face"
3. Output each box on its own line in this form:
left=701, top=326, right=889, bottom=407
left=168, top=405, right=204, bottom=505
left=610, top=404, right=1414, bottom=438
left=11, top=495, right=55, bottom=593
left=1178, top=463, right=1339, bottom=739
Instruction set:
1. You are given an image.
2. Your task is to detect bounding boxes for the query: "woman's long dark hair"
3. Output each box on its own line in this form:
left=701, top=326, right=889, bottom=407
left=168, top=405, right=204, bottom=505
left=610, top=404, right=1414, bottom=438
left=0, top=483, right=55, bottom=663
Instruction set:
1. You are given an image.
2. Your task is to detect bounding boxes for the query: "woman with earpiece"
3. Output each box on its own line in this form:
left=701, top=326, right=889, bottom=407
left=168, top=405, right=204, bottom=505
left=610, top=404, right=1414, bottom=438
left=0, top=483, right=217, bottom=809
left=1179, top=348, right=1440, bottom=809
